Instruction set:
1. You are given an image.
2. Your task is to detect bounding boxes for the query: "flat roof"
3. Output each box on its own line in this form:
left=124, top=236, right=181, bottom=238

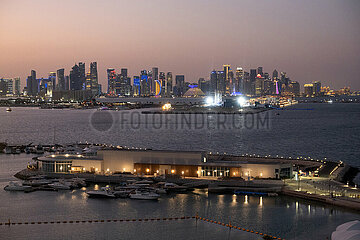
left=37, top=154, right=102, bottom=162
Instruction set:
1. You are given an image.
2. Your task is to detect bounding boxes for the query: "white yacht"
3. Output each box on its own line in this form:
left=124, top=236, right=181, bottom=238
left=4, top=181, right=32, bottom=191
left=129, top=190, right=160, bottom=200
left=86, top=187, right=116, bottom=198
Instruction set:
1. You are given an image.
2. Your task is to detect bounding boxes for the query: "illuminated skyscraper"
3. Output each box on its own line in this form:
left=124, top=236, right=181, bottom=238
left=14, top=77, right=21, bottom=95
left=272, top=69, right=278, bottom=80
left=217, top=71, right=226, bottom=95
left=313, top=81, right=321, bottom=96
left=57, top=68, right=65, bottom=91
left=86, top=71, right=92, bottom=90
left=159, top=72, right=165, bottom=96
left=49, top=72, right=56, bottom=91
left=151, top=67, right=158, bottom=94
left=257, top=67, right=263, bottom=76
left=235, top=67, right=244, bottom=93
left=90, top=62, right=98, bottom=95
left=133, top=76, right=140, bottom=96
left=255, top=74, right=264, bottom=96
left=223, top=64, right=231, bottom=94
left=79, top=62, right=86, bottom=90
left=166, top=72, right=173, bottom=97
left=70, top=64, right=83, bottom=90
left=113, top=68, right=131, bottom=96
left=210, top=70, right=217, bottom=94
left=140, top=70, right=149, bottom=96
left=31, top=70, right=38, bottom=95
left=107, top=68, right=117, bottom=95
left=175, top=75, right=185, bottom=96
left=249, top=69, right=257, bottom=95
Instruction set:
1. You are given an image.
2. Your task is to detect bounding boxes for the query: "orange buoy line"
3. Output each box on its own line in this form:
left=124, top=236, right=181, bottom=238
left=195, top=215, right=285, bottom=240
left=0, top=216, right=196, bottom=226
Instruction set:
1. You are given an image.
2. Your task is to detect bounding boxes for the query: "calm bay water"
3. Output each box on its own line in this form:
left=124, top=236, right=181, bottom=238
left=0, top=103, right=360, bottom=239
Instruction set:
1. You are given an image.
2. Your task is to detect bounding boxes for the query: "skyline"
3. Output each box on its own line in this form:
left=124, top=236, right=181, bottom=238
left=1, top=0, right=360, bottom=89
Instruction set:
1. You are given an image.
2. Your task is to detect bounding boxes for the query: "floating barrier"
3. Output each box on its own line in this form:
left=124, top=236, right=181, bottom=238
left=1, top=215, right=283, bottom=239
left=0, top=216, right=195, bottom=226
left=195, top=215, right=285, bottom=240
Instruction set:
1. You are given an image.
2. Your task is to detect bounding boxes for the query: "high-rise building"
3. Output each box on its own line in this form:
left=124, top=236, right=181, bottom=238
left=243, top=71, right=252, bottom=96
left=255, top=74, right=264, bottom=96
left=115, top=68, right=131, bottom=96
left=313, top=81, right=321, bottom=96
left=0, top=79, right=7, bottom=96
left=249, top=69, right=257, bottom=95
left=264, top=72, right=269, bottom=80
left=107, top=68, right=116, bottom=95
left=26, top=75, right=32, bottom=96
left=166, top=72, right=173, bottom=97
left=86, top=71, right=92, bottom=91
left=133, top=76, right=140, bottom=96
left=159, top=72, right=165, bottom=96
left=217, top=71, right=225, bottom=95
left=90, top=62, right=98, bottom=95
left=210, top=70, right=217, bottom=94
left=70, top=64, right=82, bottom=91
left=288, top=81, right=300, bottom=96
left=175, top=75, right=185, bottom=96
left=0, top=78, right=14, bottom=95
left=25, top=70, right=38, bottom=96
left=49, top=72, right=56, bottom=91
left=79, top=62, right=86, bottom=90
left=235, top=67, right=244, bottom=93
left=31, top=70, right=38, bottom=96
left=151, top=67, right=158, bottom=94
left=147, top=70, right=153, bottom=95
left=272, top=69, right=278, bottom=80
left=57, top=69, right=65, bottom=91
left=304, top=84, right=314, bottom=97
left=257, top=67, right=263, bottom=76
left=140, top=70, right=149, bottom=97
left=223, top=64, right=231, bottom=94
left=14, top=77, right=21, bottom=95
left=65, top=76, right=70, bottom=90
left=263, top=79, right=274, bottom=95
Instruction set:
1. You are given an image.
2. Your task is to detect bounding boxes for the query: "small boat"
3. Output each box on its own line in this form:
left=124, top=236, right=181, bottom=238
left=129, top=190, right=160, bottom=200
left=4, top=147, right=12, bottom=154
left=6, top=107, right=12, bottom=112
left=86, top=187, right=116, bottom=198
left=98, top=106, right=110, bottom=111
left=163, top=183, right=188, bottom=193
left=4, top=181, right=32, bottom=191
left=24, top=177, right=52, bottom=187
left=155, top=188, right=167, bottom=194
left=48, top=181, right=72, bottom=190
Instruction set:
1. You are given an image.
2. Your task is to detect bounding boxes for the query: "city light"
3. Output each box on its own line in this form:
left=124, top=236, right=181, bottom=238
left=205, top=96, right=214, bottom=106
left=162, top=103, right=172, bottom=111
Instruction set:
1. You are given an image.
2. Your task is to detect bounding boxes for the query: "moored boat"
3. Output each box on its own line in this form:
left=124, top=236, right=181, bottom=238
left=129, top=190, right=160, bottom=200
left=163, top=183, right=188, bottom=193
left=86, top=187, right=116, bottom=198
left=4, top=181, right=32, bottom=191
